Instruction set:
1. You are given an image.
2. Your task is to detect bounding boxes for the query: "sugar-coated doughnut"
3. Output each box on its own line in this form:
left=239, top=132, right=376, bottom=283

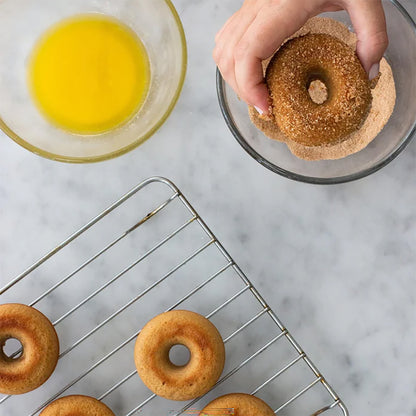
left=0, top=303, right=59, bottom=395
left=39, top=395, right=115, bottom=416
left=266, top=33, right=372, bottom=146
left=134, top=310, right=225, bottom=401
left=200, top=393, right=275, bottom=416
left=249, top=17, right=396, bottom=160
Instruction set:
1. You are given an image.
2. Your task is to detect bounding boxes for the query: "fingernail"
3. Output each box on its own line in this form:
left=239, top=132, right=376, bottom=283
left=369, top=63, right=380, bottom=80
left=254, top=105, right=264, bottom=115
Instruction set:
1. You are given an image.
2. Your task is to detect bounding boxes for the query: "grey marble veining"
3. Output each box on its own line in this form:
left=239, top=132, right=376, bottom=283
left=1, top=1, right=416, bottom=415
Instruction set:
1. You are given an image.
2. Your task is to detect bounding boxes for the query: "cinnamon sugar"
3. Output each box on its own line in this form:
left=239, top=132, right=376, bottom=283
left=249, top=17, right=396, bottom=161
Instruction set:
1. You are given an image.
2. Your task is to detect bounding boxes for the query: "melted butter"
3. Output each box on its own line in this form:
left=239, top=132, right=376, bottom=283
left=28, top=14, right=150, bottom=134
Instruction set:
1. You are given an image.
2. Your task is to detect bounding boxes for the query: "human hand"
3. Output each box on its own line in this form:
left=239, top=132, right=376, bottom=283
left=213, top=0, right=388, bottom=114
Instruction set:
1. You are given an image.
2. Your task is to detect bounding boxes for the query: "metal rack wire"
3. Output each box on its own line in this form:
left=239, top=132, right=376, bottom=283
left=0, top=177, right=348, bottom=416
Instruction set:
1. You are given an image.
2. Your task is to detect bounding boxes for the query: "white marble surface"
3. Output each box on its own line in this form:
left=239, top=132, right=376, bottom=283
left=1, top=1, right=416, bottom=415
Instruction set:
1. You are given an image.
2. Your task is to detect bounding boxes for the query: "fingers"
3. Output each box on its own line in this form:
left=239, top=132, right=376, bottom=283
left=215, top=13, right=236, bottom=43
left=213, top=14, right=240, bottom=95
left=320, top=5, right=343, bottom=12
left=214, top=0, right=388, bottom=112
left=345, top=0, right=388, bottom=78
left=214, top=0, right=312, bottom=113
left=233, top=1, right=310, bottom=112
left=213, top=5, right=259, bottom=103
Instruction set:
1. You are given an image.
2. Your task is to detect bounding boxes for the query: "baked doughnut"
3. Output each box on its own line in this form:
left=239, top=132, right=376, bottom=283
left=39, top=395, right=115, bottom=416
left=266, top=33, right=372, bottom=146
left=200, top=393, right=275, bottom=416
left=134, top=310, right=225, bottom=401
left=248, top=17, right=396, bottom=160
left=0, top=303, right=59, bottom=395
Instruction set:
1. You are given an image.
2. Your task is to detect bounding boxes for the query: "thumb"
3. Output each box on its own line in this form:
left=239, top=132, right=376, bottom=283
left=346, top=0, right=388, bottom=79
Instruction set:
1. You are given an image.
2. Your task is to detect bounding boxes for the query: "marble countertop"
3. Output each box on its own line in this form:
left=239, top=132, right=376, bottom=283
left=1, top=1, right=416, bottom=415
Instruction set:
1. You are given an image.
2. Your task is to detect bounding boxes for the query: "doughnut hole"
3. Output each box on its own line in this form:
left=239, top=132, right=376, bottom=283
left=1, top=337, right=23, bottom=361
left=306, top=69, right=330, bottom=105
left=168, top=344, right=191, bottom=367
left=307, top=78, right=329, bottom=104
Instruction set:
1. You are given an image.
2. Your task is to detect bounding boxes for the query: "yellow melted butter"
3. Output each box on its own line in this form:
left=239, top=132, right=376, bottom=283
left=28, top=14, right=150, bottom=135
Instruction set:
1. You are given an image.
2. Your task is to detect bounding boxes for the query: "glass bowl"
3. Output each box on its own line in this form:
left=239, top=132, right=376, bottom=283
left=0, top=0, right=186, bottom=162
left=217, top=0, right=416, bottom=184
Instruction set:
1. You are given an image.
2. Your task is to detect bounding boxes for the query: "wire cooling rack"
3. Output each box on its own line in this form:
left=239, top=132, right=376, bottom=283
left=0, top=177, right=348, bottom=416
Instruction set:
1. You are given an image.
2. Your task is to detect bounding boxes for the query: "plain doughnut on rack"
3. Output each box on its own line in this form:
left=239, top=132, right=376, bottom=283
left=134, top=310, right=225, bottom=401
left=39, top=395, right=115, bottom=416
left=201, top=393, right=275, bottom=416
left=0, top=303, right=59, bottom=395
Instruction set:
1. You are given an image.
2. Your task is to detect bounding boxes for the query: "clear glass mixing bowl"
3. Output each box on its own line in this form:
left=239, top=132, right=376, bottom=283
left=0, top=0, right=186, bottom=162
left=217, top=0, right=416, bottom=184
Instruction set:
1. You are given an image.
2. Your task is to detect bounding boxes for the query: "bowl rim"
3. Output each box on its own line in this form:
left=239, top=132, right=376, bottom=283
left=0, top=0, right=187, bottom=163
left=216, top=0, right=416, bottom=185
